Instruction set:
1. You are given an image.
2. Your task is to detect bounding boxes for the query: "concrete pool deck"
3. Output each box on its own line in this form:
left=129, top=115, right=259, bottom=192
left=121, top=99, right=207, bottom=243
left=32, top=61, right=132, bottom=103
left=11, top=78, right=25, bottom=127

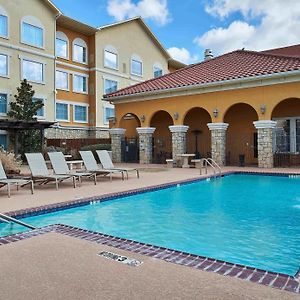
left=1, top=165, right=300, bottom=299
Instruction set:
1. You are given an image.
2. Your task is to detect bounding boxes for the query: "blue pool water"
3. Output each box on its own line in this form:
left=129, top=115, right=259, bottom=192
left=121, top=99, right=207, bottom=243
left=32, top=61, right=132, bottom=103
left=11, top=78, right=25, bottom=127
left=1, top=174, right=300, bottom=275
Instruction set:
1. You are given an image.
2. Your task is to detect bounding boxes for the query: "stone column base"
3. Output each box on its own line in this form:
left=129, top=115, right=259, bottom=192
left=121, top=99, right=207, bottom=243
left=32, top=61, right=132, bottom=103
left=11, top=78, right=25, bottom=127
left=169, top=125, right=189, bottom=166
left=136, top=127, right=155, bottom=164
left=109, top=128, right=126, bottom=163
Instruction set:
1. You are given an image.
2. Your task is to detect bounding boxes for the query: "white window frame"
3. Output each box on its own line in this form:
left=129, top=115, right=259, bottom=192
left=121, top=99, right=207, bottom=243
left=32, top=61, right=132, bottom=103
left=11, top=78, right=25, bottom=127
left=73, top=103, right=89, bottom=124
left=20, top=15, right=44, bottom=49
left=72, top=38, right=88, bottom=64
left=72, top=72, right=88, bottom=94
left=273, top=116, right=300, bottom=153
left=104, top=45, right=118, bottom=70
left=0, top=6, right=9, bottom=39
left=103, top=76, right=119, bottom=94
left=20, top=55, right=45, bottom=84
left=103, top=103, right=115, bottom=125
left=32, top=95, right=46, bottom=119
left=0, top=51, right=9, bottom=78
left=153, top=63, right=163, bottom=78
left=55, top=100, right=70, bottom=122
left=56, top=69, right=69, bottom=91
left=0, top=90, right=9, bottom=116
left=56, top=31, right=69, bottom=59
left=131, top=54, right=143, bottom=77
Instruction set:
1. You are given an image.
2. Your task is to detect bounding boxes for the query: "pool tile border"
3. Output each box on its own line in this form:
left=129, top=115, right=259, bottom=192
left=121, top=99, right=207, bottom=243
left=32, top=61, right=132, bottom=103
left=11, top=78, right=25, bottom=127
left=1, top=170, right=300, bottom=294
left=0, top=223, right=299, bottom=294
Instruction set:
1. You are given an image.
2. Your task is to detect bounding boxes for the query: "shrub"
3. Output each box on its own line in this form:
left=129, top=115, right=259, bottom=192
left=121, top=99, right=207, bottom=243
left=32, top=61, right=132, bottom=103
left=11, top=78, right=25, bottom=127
left=80, top=144, right=111, bottom=152
left=0, top=149, right=22, bottom=174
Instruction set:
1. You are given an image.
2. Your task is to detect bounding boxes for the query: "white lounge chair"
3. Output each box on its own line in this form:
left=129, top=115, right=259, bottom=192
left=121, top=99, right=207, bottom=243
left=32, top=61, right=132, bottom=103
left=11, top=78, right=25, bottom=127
left=25, top=153, right=76, bottom=190
left=0, top=160, right=34, bottom=197
left=48, top=151, right=96, bottom=185
left=79, top=151, right=124, bottom=181
left=96, top=150, right=139, bottom=179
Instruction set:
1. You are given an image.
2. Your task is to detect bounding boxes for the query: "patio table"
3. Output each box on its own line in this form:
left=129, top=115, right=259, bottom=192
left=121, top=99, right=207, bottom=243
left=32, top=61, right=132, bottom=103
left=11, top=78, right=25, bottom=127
left=66, top=160, right=84, bottom=170
left=177, top=154, right=195, bottom=168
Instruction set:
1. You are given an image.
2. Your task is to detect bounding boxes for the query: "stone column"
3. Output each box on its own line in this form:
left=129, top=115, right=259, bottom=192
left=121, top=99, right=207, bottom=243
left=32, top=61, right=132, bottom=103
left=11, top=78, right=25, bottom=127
left=109, top=128, right=126, bottom=163
left=253, top=120, right=277, bottom=168
left=207, top=123, right=229, bottom=166
left=169, top=125, right=189, bottom=163
left=136, top=127, right=156, bottom=164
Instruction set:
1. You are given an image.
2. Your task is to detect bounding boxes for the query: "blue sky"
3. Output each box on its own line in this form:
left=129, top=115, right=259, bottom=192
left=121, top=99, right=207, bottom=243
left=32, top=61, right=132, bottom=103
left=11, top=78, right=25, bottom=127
left=52, top=0, right=300, bottom=64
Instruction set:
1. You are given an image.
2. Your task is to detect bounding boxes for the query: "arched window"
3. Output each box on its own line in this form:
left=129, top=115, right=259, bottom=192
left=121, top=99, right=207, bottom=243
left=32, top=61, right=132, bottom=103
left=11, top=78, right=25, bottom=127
left=73, top=38, right=87, bottom=63
left=131, top=54, right=143, bottom=76
left=104, top=45, right=118, bottom=69
left=0, top=6, right=8, bottom=38
left=56, top=31, right=69, bottom=59
left=153, top=62, right=163, bottom=78
left=21, top=15, right=44, bottom=48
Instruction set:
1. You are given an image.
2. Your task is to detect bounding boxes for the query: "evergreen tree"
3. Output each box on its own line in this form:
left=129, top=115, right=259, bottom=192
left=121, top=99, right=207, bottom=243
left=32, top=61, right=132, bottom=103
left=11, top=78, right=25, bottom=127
left=8, top=79, right=43, bottom=120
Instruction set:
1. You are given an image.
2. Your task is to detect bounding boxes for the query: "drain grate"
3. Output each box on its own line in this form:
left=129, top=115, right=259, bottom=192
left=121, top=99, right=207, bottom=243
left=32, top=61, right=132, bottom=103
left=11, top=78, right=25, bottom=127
left=98, top=251, right=143, bottom=267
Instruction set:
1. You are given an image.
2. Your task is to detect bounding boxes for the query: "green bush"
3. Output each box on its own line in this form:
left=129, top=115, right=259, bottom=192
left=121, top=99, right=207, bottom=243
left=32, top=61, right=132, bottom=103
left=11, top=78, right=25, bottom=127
left=80, top=144, right=111, bottom=153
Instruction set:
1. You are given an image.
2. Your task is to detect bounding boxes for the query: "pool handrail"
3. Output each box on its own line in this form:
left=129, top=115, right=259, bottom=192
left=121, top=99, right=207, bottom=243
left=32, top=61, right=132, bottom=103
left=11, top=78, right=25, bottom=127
left=0, top=212, right=36, bottom=230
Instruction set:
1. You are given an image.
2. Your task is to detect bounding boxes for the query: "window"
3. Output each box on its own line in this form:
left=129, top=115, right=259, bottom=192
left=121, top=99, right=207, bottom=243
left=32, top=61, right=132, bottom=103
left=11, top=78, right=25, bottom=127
left=0, top=93, right=7, bottom=115
left=104, top=79, right=118, bottom=94
left=274, top=117, right=300, bottom=153
left=0, top=133, right=7, bottom=150
left=0, top=14, right=8, bottom=38
left=104, top=49, right=117, bottom=69
left=73, top=74, right=87, bottom=93
left=56, top=102, right=69, bottom=121
left=21, top=17, right=44, bottom=48
left=73, top=38, right=87, bottom=63
left=56, top=70, right=68, bottom=90
left=0, top=54, right=8, bottom=77
left=32, top=97, right=45, bottom=118
left=74, top=105, right=88, bottom=123
left=104, top=107, right=115, bottom=124
left=154, top=65, right=163, bottom=78
left=22, top=59, right=44, bottom=83
left=131, top=56, right=143, bottom=76
left=56, top=38, right=67, bottom=58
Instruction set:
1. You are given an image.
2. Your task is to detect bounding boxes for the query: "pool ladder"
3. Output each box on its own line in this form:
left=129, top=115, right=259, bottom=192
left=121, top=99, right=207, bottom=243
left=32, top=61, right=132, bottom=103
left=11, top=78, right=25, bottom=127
left=0, top=213, right=36, bottom=230
left=200, top=158, right=222, bottom=178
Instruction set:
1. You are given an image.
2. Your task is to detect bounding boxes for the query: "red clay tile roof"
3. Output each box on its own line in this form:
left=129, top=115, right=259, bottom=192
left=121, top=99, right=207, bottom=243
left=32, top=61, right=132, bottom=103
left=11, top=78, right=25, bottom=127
left=104, top=49, right=300, bottom=99
left=261, top=44, right=300, bottom=58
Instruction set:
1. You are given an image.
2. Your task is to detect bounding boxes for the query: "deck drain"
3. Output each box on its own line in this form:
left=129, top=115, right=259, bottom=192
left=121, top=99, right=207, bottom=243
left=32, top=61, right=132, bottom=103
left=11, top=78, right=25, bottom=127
left=98, top=251, right=143, bottom=267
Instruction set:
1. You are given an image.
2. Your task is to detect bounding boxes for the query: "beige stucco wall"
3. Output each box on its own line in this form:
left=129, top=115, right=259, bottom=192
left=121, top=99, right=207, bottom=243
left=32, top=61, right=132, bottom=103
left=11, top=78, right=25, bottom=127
left=0, top=0, right=56, bottom=122
left=95, top=20, right=169, bottom=127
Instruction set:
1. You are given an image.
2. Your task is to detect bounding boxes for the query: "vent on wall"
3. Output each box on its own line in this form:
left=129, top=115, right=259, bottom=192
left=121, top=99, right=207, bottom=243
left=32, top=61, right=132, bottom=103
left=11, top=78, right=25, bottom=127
left=122, top=63, right=127, bottom=73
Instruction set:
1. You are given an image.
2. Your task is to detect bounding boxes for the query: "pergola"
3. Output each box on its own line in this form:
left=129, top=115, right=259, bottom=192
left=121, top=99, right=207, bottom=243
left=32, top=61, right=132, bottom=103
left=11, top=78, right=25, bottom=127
left=0, top=119, right=55, bottom=154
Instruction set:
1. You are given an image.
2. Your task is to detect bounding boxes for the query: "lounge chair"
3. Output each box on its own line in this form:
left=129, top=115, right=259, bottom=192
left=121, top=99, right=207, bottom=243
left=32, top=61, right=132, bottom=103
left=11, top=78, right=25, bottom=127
left=96, top=150, right=139, bottom=179
left=79, top=151, right=124, bottom=181
left=0, top=160, right=34, bottom=197
left=48, top=151, right=97, bottom=185
left=25, top=153, right=76, bottom=190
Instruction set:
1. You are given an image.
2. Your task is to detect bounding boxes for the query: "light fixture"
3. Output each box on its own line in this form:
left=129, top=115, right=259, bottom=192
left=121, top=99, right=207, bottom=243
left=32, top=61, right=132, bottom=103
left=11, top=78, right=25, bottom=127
left=174, top=112, right=179, bottom=120
left=213, top=108, right=219, bottom=118
left=140, top=115, right=146, bottom=123
left=260, top=104, right=266, bottom=114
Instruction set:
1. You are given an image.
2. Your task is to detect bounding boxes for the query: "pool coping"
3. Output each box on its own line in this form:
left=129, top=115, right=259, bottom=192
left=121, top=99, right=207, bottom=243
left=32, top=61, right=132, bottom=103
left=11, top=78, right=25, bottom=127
left=1, top=170, right=300, bottom=294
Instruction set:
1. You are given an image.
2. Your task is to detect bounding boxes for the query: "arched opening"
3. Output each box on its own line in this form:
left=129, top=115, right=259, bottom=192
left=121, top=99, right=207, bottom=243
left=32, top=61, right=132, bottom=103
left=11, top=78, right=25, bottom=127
left=183, top=107, right=212, bottom=158
left=224, top=103, right=258, bottom=166
left=119, top=113, right=141, bottom=163
left=271, top=98, right=300, bottom=167
left=150, top=110, right=173, bottom=163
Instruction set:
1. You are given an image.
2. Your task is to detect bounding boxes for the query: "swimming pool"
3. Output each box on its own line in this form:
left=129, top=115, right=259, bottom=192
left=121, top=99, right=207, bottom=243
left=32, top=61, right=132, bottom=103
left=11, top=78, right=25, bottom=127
left=1, top=174, right=300, bottom=275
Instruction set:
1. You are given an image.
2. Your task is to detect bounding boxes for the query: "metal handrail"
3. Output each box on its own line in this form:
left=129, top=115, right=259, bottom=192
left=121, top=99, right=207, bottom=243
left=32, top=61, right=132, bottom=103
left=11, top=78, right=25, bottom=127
left=199, top=158, right=222, bottom=177
left=0, top=213, right=36, bottom=230
left=207, top=158, right=222, bottom=176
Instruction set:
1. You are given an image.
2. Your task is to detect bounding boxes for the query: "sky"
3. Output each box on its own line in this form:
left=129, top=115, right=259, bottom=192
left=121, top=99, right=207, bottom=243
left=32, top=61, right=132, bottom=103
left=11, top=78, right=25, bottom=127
left=52, top=0, right=300, bottom=64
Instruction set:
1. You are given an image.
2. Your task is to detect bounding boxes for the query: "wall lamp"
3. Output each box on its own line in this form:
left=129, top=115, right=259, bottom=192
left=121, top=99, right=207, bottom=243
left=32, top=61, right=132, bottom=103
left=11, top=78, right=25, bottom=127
left=213, top=108, right=219, bottom=118
left=140, top=115, right=146, bottom=123
left=260, top=104, right=266, bottom=114
left=174, top=112, right=179, bottom=120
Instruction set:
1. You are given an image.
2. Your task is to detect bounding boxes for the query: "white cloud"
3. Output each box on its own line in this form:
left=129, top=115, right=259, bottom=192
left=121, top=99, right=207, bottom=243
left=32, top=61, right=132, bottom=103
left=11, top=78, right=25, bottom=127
left=107, top=0, right=171, bottom=26
left=167, top=47, right=199, bottom=64
left=195, top=0, right=300, bottom=55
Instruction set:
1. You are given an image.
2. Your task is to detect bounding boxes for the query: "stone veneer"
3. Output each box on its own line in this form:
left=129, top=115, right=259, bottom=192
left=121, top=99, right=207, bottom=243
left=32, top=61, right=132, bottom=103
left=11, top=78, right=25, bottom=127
left=109, top=128, right=126, bottom=163
left=169, top=125, right=189, bottom=165
left=253, top=120, right=277, bottom=168
left=136, top=127, right=155, bottom=164
left=45, top=127, right=109, bottom=139
left=207, top=123, right=229, bottom=166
